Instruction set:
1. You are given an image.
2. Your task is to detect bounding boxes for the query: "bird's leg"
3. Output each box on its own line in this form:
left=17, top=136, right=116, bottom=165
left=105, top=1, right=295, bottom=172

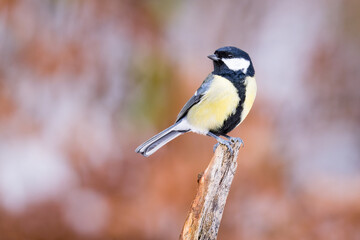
left=223, top=134, right=244, bottom=147
left=207, top=132, right=234, bottom=155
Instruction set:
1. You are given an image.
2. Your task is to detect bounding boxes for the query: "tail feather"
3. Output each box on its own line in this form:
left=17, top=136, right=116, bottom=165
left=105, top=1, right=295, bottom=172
left=135, top=124, right=186, bottom=157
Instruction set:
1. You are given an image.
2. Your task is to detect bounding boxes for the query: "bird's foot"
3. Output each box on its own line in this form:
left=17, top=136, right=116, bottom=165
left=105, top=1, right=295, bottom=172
left=213, top=138, right=234, bottom=155
left=224, top=135, right=244, bottom=147
left=213, top=142, right=220, bottom=152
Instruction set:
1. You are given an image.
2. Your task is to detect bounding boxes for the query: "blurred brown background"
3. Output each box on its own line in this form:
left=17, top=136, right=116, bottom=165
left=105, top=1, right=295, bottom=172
left=0, top=0, right=359, bottom=239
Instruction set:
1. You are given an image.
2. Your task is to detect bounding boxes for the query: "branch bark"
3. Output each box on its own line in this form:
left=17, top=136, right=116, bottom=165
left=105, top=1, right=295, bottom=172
left=179, top=141, right=241, bottom=240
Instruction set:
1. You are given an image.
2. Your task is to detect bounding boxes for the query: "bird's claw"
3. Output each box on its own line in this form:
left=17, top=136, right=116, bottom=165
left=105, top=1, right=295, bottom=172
left=231, top=137, right=244, bottom=147
left=213, top=142, right=220, bottom=153
left=225, top=136, right=244, bottom=148
left=213, top=140, right=234, bottom=155
left=223, top=141, right=234, bottom=155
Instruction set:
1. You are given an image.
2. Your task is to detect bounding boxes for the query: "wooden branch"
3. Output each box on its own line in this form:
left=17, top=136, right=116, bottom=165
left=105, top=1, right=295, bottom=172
left=180, top=141, right=242, bottom=240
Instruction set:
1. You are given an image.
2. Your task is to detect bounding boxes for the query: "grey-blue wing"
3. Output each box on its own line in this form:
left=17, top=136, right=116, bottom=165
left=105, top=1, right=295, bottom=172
left=175, top=74, right=214, bottom=122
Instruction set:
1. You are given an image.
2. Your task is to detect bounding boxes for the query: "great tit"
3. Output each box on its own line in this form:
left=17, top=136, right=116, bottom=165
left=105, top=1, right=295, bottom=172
left=136, top=46, right=256, bottom=157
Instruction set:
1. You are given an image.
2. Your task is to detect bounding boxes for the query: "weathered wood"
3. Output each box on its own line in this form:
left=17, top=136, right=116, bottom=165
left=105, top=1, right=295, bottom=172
left=180, top=141, right=241, bottom=240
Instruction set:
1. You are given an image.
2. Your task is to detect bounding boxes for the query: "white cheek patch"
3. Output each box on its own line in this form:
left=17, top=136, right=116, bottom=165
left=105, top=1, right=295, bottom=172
left=222, top=58, right=250, bottom=73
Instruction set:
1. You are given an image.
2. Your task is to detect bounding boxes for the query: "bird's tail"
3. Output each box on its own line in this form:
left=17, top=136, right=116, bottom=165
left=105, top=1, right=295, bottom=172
left=135, top=123, right=188, bottom=157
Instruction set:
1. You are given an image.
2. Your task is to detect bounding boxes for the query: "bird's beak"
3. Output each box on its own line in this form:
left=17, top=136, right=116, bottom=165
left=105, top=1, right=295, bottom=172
left=207, top=54, right=220, bottom=61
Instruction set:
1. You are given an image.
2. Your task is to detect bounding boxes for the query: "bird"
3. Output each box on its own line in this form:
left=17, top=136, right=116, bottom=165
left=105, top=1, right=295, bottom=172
left=135, top=46, right=257, bottom=157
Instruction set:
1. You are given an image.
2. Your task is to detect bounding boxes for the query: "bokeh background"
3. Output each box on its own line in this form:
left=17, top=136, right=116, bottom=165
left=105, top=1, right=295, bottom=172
left=0, top=0, right=359, bottom=239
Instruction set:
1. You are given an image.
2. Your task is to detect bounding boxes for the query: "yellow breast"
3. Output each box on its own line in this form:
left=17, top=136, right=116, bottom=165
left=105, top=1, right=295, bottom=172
left=240, top=76, right=257, bottom=123
left=186, top=75, right=240, bottom=134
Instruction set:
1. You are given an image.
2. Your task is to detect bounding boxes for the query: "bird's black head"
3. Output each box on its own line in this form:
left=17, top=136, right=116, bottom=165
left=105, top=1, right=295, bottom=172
left=208, top=46, right=255, bottom=77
